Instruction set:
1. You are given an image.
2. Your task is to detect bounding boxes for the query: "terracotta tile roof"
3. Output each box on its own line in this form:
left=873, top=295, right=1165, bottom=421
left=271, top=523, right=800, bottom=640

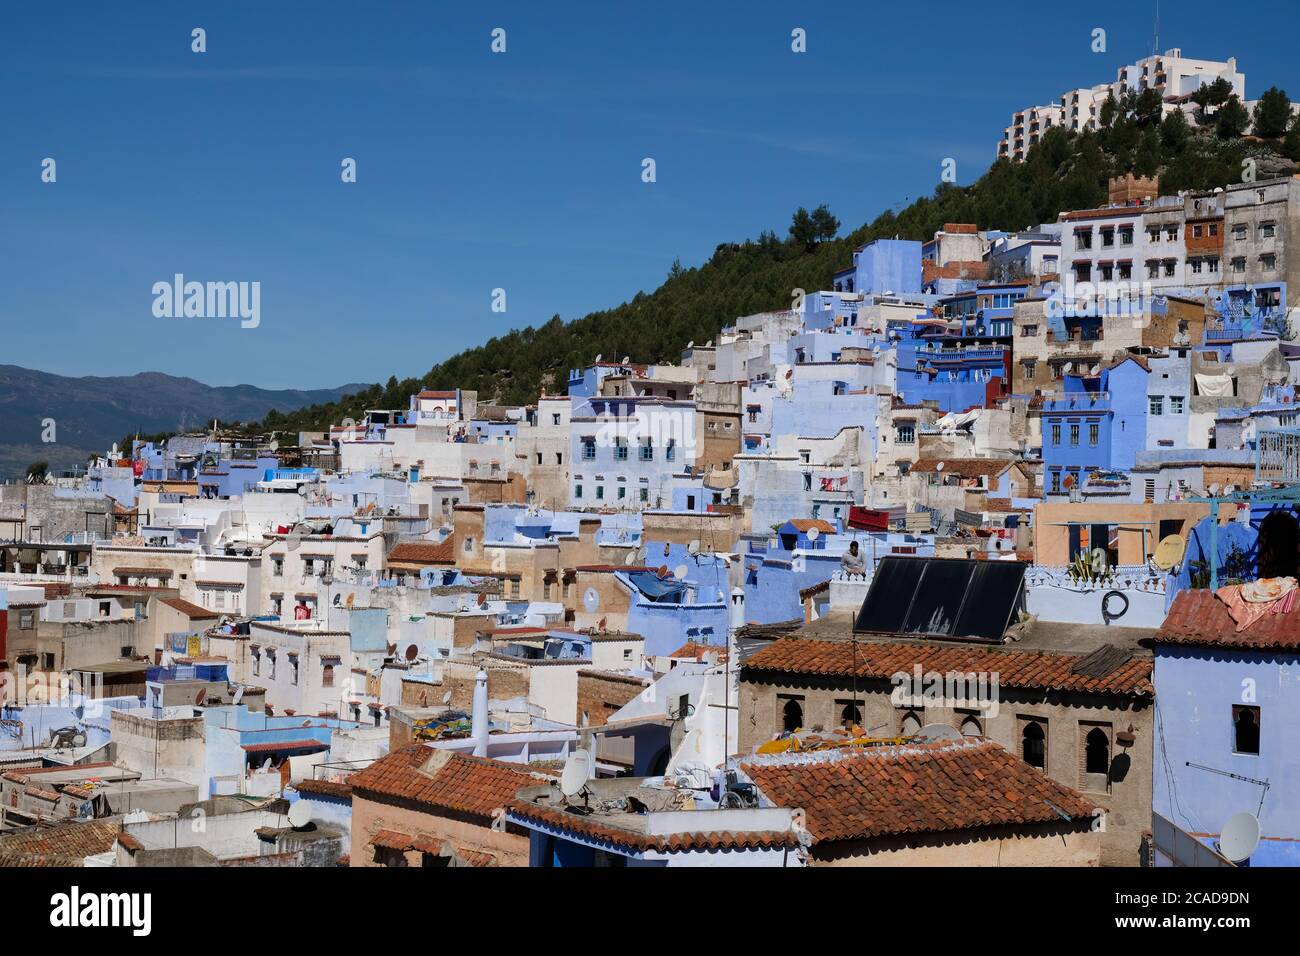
left=787, top=519, right=836, bottom=534
left=910, top=458, right=1014, bottom=478
left=1156, top=588, right=1300, bottom=651
left=159, top=596, right=219, bottom=619
left=741, top=638, right=1152, bottom=697
left=348, top=747, right=544, bottom=821
left=507, top=801, right=800, bottom=854
left=112, top=566, right=173, bottom=577
left=667, top=642, right=728, bottom=662
left=742, top=739, right=1098, bottom=844
left=0, top=820, right=121, bottom=866
left=388, top=539, right=455, bottom=566
left=241, top=739, right=330, bottom=754
left=294, top=778, right=353, bottom=800
left=370, top=828, right=414, bottom=850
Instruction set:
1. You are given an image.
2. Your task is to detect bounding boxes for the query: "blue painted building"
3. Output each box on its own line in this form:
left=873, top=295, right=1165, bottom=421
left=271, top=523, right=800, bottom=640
left=1042, top=356, right=1148, bottom=495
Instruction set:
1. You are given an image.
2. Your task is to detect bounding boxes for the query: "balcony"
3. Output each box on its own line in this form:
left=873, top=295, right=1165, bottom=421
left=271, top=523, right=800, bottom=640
left=1042, top=391, right=1112, bottom=413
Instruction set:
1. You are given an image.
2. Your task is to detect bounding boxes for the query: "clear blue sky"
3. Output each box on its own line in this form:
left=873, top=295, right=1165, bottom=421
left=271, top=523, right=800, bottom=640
left=3, top=0, right=1294, bottom=388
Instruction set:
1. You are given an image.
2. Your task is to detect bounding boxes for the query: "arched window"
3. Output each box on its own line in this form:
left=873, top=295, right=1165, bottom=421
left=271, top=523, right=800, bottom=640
left=1022, top=721, right=1046, bottom=768
left=900, top=711, right=922, bottom=736
left=840, top=702, right=863, bottom=729
left=960, top=715, right=983, bottom=737
left=1085, top=727, right=1110, bottom=775
left=782, top=699, right=803, bottom=734
left=1234, top=706, right=1260, bottom=755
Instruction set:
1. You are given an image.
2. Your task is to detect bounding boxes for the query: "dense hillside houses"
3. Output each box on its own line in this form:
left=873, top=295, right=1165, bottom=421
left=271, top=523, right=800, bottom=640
left=8, top=163, right=1300, bottom=868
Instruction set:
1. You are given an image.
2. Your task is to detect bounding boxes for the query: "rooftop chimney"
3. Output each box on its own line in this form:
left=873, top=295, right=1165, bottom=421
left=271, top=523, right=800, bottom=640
left=471, top=668, right=489, bottom=758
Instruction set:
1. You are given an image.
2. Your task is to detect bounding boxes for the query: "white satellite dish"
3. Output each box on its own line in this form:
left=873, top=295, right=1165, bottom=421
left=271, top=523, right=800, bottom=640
left=287, top=801, right=313, bottom=829
left=442, top=690, right=453, bottom=704
left=583, top=588, right=601, bottom=613
left=807, top=526, right=820, bottom=542
left=559, top=749, right=593, bottom=799
left=686, top=539, right=701, bottom=557
left=1219, top=811, right=1261, bottom=863
left=623, top=552, right=636, bottom=566
left=673, top=564, right=688, bottom=581
left=914, top=723, right=963, bottom=741
left=935, top=461, right=945, bottom=472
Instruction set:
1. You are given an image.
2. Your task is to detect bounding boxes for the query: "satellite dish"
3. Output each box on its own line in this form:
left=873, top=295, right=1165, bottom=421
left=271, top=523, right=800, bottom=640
left=404, top=644, right=418, bottom=662
left=935, top=461, right=945, bottom=472
left=914, top=723, right=963, bottom=741
left=623, top=552, right=636, bottom=566
left=442, top=691, right=453, bottom=704
left=807, top=526, right=820, bottom=542
left=673, top=564, right=688, bottom=581
left=287, top=801, right=313, bottom=829
left=1090, top=548, right=1108, bottom=574
left=1153, top=534, right=1186, bottom=571
left=232, top=685, right=245, bottom=706
left=686, top=539, right=700, bottom=557
left=194, top=688, right=206, bottom=706
left=1208, top=483, right=1221, bottom=497
left=559, top=749, right=593, bottom=798
left=583, top=588, right=601, bottom=613
left=1218, top=812, right=1261, bottom=863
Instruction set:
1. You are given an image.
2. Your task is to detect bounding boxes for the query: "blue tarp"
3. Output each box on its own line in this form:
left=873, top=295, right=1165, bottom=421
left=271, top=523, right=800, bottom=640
left=625, top=571, right=687, bottom=601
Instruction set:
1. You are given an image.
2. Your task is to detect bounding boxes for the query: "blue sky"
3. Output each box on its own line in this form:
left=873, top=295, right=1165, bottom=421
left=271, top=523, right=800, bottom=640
left=3, top=0, right=1294, bottom=388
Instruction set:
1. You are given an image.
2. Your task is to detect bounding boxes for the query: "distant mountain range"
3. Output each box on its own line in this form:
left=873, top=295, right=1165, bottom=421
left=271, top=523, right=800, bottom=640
left=0, top=365, right=369, bottom=479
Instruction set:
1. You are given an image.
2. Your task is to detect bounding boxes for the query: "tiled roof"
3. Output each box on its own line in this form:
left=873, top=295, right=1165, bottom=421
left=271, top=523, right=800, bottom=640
left=787, top=519, right=836, bottom=534
left=742, top=638, right=1152, bottom=697
left=1156, top=588, right=1300, bottom=651
left=508, top=801, right=799, bottom=854
left=241, top=739, right=330, bottom=754
left=742, top=739, right=1098, bottom=844
left=910, top=458, right=1014, bottom=478
left=113, top=566, right=173, bottom=577
left=159, top=596, right=219, bottom=619
left=0, top=820, right=121, bottom=866
left=370, top=828, right=413, bottom=850
left=667, top=642, right=728, bottom=662
left=388, top=539, right=455, bottom=565
left=294, top=778, right=353, bottom=800
left=348, top=747, right=543, bottom=821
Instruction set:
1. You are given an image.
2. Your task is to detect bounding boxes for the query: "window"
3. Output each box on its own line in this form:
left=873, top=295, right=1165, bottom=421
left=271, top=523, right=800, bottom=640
left=896, top=424, right=915, bottom=444
left=1051, top=424, right=1061, bottom=446
left=665, top=440, right=676, bottom=462
left=18, top=611, right=34, bottom=630
left=1079, top=722, right=1113, bottom=792
left=1233, top=705, right=1260, bottom=755
left=1145, top=260, right=1160, bottom=279
left=1192, top=224, right=1203, bottom=238
left=838, top=700, right=863, bottom=729
left=1069, top=423, right=1079, bottom=446
left=596, top=486, right=604, bottom=500
left=1088, top=423, right=1099, bottom=446
left=1119, top=226, right=1133, bottom=245
left=463, top=536, right=474, bottom=553
left=614, top=440, right=628, bottom=461
left=780, top=696, right=804, bottom=734
left=1075, top=230, right=1092, bottom=250
left=1170, top=395, right=1185, bottom=415
left=1149, top=396, right=1164, bottom=416
left=581, top=439, right=596, bottom=461
left=959, top=713, right=983, bottom=737
left=802, top=472, right=812, bottom=491
left=1165, top=226, right=1177, bottom=241
left=1232, top=224, right=1247, bottom=240
left=639, top=487, right=648, bottom=502
left=617, top=486, right=626, bottom=500
left=1261, top=253, right=1277, bottom=271
left=574, top=484, right=583, bottom=499
left=272, top=557, right=284, bottom=576
left=1189, top=258, right=1203, bottom=275
left=639, top=440, right=653, bottom=461
left=900, top=710, right=923, bottom=736
left=290, top=657, right=299, bottom=686
left=1022, top=324, right=1038, bottom=337
left=1163, top=259, right=1176, bottom=277
left=1100, top=227, right=1114, bottom=247
left=1260, top=222, right=1276, bottom=239
left=1232, top=257, right=1246, bottom=274
left=1021, top=718, right=1047, bottom=769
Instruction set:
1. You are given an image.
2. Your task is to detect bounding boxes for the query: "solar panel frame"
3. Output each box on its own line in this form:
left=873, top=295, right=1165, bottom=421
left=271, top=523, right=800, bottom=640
left=855, top=556, right=1026, bottom=643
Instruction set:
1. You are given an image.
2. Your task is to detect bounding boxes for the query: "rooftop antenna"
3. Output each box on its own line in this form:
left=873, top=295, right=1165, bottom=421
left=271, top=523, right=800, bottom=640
left=559, top=748, right=593, bottom=810
left=1218, top=811, right=1260, bottom=864
left=287, top=801, right=313, bottom=830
